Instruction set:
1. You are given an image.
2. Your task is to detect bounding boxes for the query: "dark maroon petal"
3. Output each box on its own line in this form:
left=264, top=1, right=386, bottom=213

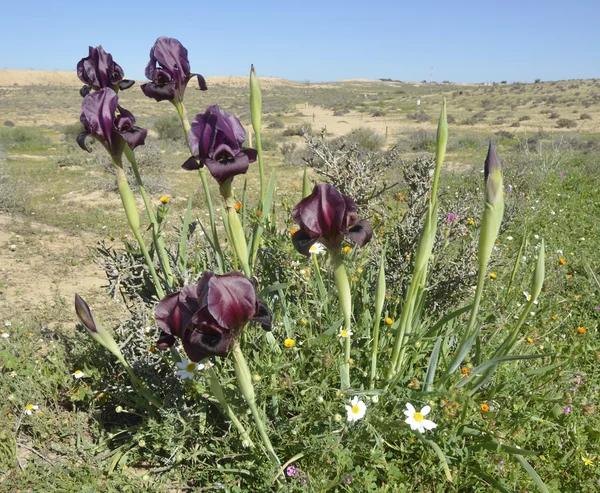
left=189, top=110, right=218, bottom=161
left=140, top=81, right=176, bottom=102
left=206, top=273, right=256, bottom=332
left=182, top=156, right=201, bottom=170
left=74, top=293, right=97, bottom=334
left=118, top=79, right=135, bottom=90
left=80, top=88, right=119, bottom=154
left=77, top=46, right=125, bottom=90
left=205, top=152, right=250, bottom=184
left=79, top=85, right=91, bottom=98
left=195, top=271, right=215, bottom=307
left=156, top=330, right=176, bottom=349
left=195, top=74, right=208, bottom=91
left=344, top=219, right=373, bottom=246
left=252, top=299, right=272, bottom=332
left=154, top=285, right=199, bottom=338
left=184, top=325, right=231, bottom=360
left=217, top=110, right=246, bottom=144
left=241, top=148, right=258, bottom=163
left=291, top=229, right=318, bottom=257
left=120, top=127, right=147, bottom=151
left=150, top=37, right=191, bottom=87
left=77, top=132, right=91, bottom=152
left=292, top=184, right=346, bottom=239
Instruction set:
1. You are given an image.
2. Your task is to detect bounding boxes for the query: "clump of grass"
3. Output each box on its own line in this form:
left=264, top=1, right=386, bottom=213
left=282, top=124, right=311, bottom=137
left=0, top=126, right=49, bottom=150
left=62, top=121, right=85, bottom=142
left=346, top=127, right=385, bottom=151
left=154, top=114, right=184, bottom=141
left=556, top=118, right=577, bottom=129
left=407, top=111, right=429, bottom=122
left=548, top=112, right=560, bottom=119
left=580, top=113, right=592, bottom=120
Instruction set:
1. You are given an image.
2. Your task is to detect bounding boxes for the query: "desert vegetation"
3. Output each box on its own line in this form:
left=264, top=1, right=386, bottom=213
left=0, top=41, right=599, bottom=492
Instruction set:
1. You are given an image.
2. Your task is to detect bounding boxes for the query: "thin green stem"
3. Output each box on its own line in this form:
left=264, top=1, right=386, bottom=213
left=113, top=163, right=165, bottom=299
left=206, top=367, right=254, bottom=448
left=123, top=146, right=174, bottom=289
left=221, top=179, right=251, bottom=277
left=333, top=252, right=352, bottom=389
left=232, top=343, right=279, bottom=466
left=173, top=101, right=224, bottom=273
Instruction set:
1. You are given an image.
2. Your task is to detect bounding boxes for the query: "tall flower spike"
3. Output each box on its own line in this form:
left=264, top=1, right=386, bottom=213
left=182, top=105, right=258, bottom=184
left=141, top=37, right=207, bottom=103
left=479, top=141, right=505, bottom=268
left=77, top=46, right=134, bottom=97
left=291, top=183, right=372, bottom=256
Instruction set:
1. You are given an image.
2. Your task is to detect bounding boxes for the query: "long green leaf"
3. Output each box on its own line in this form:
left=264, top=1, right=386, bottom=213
left=457, top=353, right=552, bottom=389
left=424, top=304, right=472, bottom=338
left=178, top=196, right=193, bottom=272
left=467, top=441, right=538, bottom=456
left=466, top=466, right=511, bottom=493
left=250, top=170, right=276, bottom=269
left=424, top=337, right=443, bottom=392
left=442, top=326, right=481, bottom=380
left=514, top=455, right=550, bottom=493
left=422, top=437, right=452, bottom=483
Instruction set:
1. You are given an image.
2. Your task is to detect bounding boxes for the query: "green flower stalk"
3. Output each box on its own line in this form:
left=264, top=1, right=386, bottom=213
left=75, top=294, right=162, bottom=408
left=302, top=166, right=311, bottom=199
left=232, top=342, right=280, bottom=466
left=388, top=101, right=447, bottom=378
left=173, top=100, right=224, bottom=273
left=465, top=141, right=505, bottom=336
left=123, top=145, right=173, bottom=290
left=113, top=156, right=165, bottom=299
left=250, top=65, right=265, bottom=202
left=370, top=246, right=386, bottom=387
left=220, top=179, right=251, bottom=277
left=206, top=366, right=254, bottom=448
left=333, top=252, right=353, bottom=389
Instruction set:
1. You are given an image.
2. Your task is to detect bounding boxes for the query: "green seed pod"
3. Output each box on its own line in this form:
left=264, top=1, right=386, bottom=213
left=249, top=65, right=262, bottom=137
left=531, top=238, right=545, bottom=301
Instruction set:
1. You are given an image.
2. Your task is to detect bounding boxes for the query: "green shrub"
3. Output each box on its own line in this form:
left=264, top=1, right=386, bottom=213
left=154, top=114, right=184, bottom=141
left=260, top=137, right=278, bottom=151
left=346, top=127, right=385, bottom=151
left=0, top=126, right=48, bottom=149
left=580, top=113, right=592, bottom=120
left=282, top=124, right=311, bottom=137
left=556, top=118, right=577, bottom=129
left=62, top=121, right=85, bottom=142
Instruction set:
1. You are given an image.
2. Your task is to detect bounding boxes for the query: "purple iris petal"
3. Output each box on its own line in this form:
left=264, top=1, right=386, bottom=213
left=186, top=105, right=257, bottom=183
left=77, top=46, right=133, bottom=94
left=141, top=37, right=206, bottom=103
left=291, top=184, right=372, bottom=255
left=154, top=271, right=271, bottom=362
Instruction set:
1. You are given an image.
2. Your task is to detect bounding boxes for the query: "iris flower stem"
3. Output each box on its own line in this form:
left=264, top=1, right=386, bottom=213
left=113, top=164, right=165, bottom=299
left=332, top=252, right=352, bottom=389
left=221, top=179, right=251, bottom=277
left=122, top=146, right=174, bottom=290
left=369, top=247, right=386, bottom=388
left=206, top=367, right=254, bottom=448
left=173, top=101, right=224, bottom=273
left=232, top=343, right=280, bottom=466
left=118, top=356, right=163, bottom=410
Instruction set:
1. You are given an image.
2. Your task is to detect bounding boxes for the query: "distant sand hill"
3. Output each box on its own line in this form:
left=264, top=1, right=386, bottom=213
left=0, top=70, right=300, bottom=89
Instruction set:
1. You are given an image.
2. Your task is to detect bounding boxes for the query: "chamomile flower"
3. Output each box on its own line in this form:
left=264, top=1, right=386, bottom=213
left=24, top=404, right=39, bottom=415
left=338, top=328, right=353, bottom=338
left=345, top=396, right=367, bottom=423
left=1, top=332, right=9, bottom=338
left=523, top=291, right=538, bottom=305
left=404, top=403, right=437, bottom=433
left=175, top=359, right=204, bottom=379
left=72, top=370, right=84, bottom=379
left=309, top=243, right=325, bottom=255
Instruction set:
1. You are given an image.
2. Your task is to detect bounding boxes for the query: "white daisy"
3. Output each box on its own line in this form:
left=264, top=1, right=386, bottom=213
left=404, top=403, right=437, bottom=433
left=4, top=321, right=11, bottom=327
left=309, top=243, right=325, bottom=255
left=175, top=359, right=205, bottom=379
left=72, top=370, right=84, bottom=379
left=523, top=291, right=539, bottom=305
left=24, top=404, right=39, bottom=415
left=345, top=396, right=367, bottom=423
left=338, top=328, right=354, bottom=338
left=1, top=332, right=9, bottom=338
left=506, top=236, right=514, bottom=241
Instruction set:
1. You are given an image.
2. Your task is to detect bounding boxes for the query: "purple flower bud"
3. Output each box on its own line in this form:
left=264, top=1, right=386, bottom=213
left=154, top=271, right=271, bottom=361
left=182, top=105, right=257, bottom=184
left=286, top=466, right=298, bottom=477
left=77, top=46, right=134, bottom=97
left=77, top=88, right=147, bottom=157
left=74, top=293, right=98, bottom=334
left=291, top=184, right=372, bottom=256
left=344, top=475, right=353, bottom=484
left=563, top=405, right=572, bottom=415
left=446, top=213, right=459, bottom=224
left=141, top=37, right=207, bottom=103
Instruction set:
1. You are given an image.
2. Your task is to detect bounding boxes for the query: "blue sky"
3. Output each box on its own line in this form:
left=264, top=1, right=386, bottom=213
left=1, top=0, right=598, bottom=83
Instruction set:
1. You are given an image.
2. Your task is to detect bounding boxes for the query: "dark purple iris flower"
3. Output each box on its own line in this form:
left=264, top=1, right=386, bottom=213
left=141, top=36, right=207, bottom=103
left=77, top=88, right=147, bottom=156
left=77, top=46, right=134, bottom=97
left=182, top=104, right=258, bottom=184
left=154, top=271, right=271, bottom=362
left=291, top=184, right=373, bottom=256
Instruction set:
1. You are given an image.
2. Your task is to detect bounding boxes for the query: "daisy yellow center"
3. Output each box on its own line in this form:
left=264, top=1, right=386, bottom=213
left=341, top=330, right=348, bottom=337
left=25, top=404, right=34, bottom=411
left=351, top=404, right=360, bottom=414
left=186, top=363, right=196, bottom=372
left=414, top=412, right=424, bottom=422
